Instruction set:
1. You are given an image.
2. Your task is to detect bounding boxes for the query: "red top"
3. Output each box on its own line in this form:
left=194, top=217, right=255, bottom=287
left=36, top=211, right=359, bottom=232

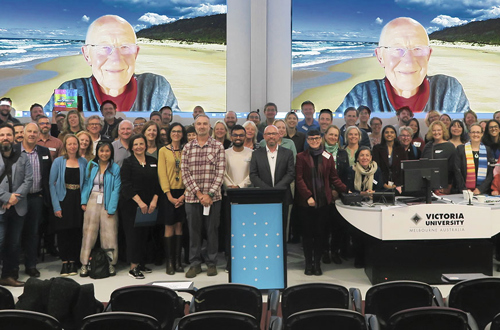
left=91, top=76, right=138, bottom=112
left=385, top=78, right=430, bottom=113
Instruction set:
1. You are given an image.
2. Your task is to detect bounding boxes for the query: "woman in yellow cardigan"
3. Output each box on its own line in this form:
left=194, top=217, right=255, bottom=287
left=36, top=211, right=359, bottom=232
left=158, top=123, right=188, bottom=275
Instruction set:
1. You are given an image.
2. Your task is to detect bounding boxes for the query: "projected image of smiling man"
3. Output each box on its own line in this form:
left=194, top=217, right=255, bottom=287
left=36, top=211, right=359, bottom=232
left=336, top=17, right=469, bottom=114
left=44, top=15, right=179, bottom=112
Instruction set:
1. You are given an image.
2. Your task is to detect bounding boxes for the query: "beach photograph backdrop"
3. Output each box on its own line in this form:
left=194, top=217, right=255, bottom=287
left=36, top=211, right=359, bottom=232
left=292, top=0, right=500, bottom=114
left=0, top=0, right=227, bottom=113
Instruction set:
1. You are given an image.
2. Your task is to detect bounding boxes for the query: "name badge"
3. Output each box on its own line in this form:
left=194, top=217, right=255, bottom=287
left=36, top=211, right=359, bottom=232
left=435, top=150, right=443, bottom=154
left=42, top=156, right=49, bottom=160
left=49, top=147, right=56, bottom=151
left=150, top=164, right=157, bottom=167
left=96, top=193, right=103, bottom=204
left=322, top=151, right=331, bottom=159
left=413, top=142, right=421, bottom=148
left=373, top=179, right=378, bottom=185
left=302, top=126, right=308, bottom=131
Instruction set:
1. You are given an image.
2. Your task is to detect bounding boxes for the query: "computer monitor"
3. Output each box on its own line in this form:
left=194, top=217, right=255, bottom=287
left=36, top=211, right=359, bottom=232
left=402, top=158, right=449, bottom=204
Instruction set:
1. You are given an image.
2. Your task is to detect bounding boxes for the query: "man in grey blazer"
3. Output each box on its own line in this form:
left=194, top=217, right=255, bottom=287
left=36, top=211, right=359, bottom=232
left=250, top=125, right=295, bottom=214
left=0, top=124, right=33, bottom=286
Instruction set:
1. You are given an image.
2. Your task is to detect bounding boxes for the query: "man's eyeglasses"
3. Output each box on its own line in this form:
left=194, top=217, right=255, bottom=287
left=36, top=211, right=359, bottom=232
left=264, top=132, right=278, bottom=136
left=378, top=46, right=431, bottom=58
left=133, top=123, right=145, bottom=127
left=87, top=123, right=101, bottom=127
left=38, top=122, right=50, bottom=126
left=85, top=44, right=138, bottom=57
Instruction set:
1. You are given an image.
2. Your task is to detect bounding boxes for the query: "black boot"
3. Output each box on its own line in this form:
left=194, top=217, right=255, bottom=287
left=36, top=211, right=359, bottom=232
left=303, top=239, right=314, bottom=276
left=174, top=235, right=184, bottom=272
left=314, top=253, right=323, bottom=276
left=331, top=249, right=342, bottom=264
left=164, top=237, right=175, bottom=275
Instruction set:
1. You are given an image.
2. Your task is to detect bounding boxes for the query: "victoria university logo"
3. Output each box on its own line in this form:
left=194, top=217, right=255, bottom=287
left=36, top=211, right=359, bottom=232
left=411, top=213, right=422, bottom=225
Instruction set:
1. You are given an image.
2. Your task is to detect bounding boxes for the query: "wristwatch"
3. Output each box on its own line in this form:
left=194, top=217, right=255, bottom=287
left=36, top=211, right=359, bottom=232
left=207, top=192, right=214, bottom=198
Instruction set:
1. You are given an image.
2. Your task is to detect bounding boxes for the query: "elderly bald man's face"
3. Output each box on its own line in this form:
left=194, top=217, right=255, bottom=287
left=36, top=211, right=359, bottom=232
left=375, top=18, right=432, bottom=98
left=82, top=16, right=139, bottom=97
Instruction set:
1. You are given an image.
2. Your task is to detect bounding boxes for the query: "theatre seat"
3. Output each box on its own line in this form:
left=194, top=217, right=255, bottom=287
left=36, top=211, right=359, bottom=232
left=447, top=277, right=500, bottom=330
left=363, top=280, right=444, bottom=329
left=0, top=287, right=14, bottom=309
left=80, top=311, right=160, bottom=330
left=177, top=310, right=260, bottom=330
left=105, top=285, right=184, bottom=330
left=189, top=284, right=262, bottom=321
left=0, top=309, right=61, bottom=330
left=387, top=307, right=478, bottom=330
left=284, top=308, right=378, bottom=330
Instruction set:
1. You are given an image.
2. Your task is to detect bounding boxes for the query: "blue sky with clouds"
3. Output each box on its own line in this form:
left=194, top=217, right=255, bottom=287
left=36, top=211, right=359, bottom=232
left=292, top=0, right=500, bottom=41
left=0, top=0, right=227, bottom=40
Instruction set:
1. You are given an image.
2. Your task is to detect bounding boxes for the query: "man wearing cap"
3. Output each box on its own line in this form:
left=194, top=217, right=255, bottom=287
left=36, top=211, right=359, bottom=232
left=0, top=98, right=20, bottom=125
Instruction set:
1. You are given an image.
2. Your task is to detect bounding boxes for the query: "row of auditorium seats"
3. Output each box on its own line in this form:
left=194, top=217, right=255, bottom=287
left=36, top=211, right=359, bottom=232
left=2, top=278, right=500, bottom=329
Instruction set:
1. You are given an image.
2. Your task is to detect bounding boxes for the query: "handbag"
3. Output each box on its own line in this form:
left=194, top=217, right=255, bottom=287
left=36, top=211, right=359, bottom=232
left=134, top=207, right=158, bottom=227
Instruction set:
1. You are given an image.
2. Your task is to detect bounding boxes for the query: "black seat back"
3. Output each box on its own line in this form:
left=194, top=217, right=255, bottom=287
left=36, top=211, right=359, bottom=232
left=81, top=311, right=160, bottom=330
left=107, top=285, right=184, bottom=330
left=388, top=307, right=469, bottom=330
left=282, top=283, right=350, bottom=321
left=364, top=281, right=435, bottom=329
left=178, top=310, right=259, bottom=330
left=448, top=277, right=500, bottom=330
left=0, top=309, right=62, bottom=330
left=0, top=287, right=14, bottom=309
left=285, top=308, right=367, bottom=330
left=192, top=284, right=262, bottom=321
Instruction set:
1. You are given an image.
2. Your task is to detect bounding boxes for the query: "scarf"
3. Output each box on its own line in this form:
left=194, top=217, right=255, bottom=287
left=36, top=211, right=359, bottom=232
left=354, top=161, right=378, bottom=192
left=309, top=147, right=327, bottom=208
left=464, top=142, right=488, bottom=189
left=324, top=142, right=339, bottom=158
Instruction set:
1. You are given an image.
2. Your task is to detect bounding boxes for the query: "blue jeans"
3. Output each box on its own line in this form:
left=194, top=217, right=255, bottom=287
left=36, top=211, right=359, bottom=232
left=22, top=194, right=44, bottom=269
left=1, top=208, right=25, bottom=278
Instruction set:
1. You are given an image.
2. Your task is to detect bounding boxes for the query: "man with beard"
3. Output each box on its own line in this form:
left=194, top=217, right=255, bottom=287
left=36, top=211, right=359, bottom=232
left=250, top=125, right=295, bottom=219
left=159, top=106, right=173, bottom=127
left=0, top=98, right=20, bottom=125
left=181, top=114, right=225, bottom=278
left=13, top=124, right=24, bottom=144
left=0, top=124, right=33, bottom=286
left=37, top=115, right=63, bottom=160
left=20, top=123, right=52, bottom=277
left=393, top=106, right=414, bottom=132
left=224, top=125, right=253, bottom=189
left=224, top=111, right=238, bottom=131
left=100, top=100, right=122, bottom=140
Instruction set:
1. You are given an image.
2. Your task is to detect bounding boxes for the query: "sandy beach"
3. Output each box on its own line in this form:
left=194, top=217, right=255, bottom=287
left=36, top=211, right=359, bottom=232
left=292, top=43, right=500, bottom=113
left=1, top=41, right=227, bottom=112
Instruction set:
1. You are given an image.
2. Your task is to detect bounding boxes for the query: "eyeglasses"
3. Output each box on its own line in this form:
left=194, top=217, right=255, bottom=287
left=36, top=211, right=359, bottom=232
left=264, top=132, right=278, bottom=136
left=231, top=134, right=245, bottom=138
left=85, top=44, right=138, bottom=57
left=87, top=123, right=101, bottom=127
left=378, top=46, right=431, bottom=58
left=133, top=123, right=145, bottom=127
left=307, top=137, right=322, bottom=142
left=38, top=122, right=50, bottom=126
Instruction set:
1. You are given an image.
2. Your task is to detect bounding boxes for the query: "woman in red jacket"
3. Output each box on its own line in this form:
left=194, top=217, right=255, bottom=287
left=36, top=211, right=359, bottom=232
left=295, top=130, right=347, bottom=276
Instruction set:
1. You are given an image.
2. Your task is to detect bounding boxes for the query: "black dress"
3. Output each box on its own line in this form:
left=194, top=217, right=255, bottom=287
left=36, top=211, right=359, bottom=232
left=56, top=167, right=83, bottom=231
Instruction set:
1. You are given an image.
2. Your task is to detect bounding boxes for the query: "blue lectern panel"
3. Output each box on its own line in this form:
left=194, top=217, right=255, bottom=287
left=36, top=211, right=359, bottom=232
left=231, top=203, right=284, bottom=290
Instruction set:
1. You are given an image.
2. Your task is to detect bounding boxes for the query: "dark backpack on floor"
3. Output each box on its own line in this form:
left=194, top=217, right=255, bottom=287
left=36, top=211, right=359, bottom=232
left=88, top=248, right=111, bottom=279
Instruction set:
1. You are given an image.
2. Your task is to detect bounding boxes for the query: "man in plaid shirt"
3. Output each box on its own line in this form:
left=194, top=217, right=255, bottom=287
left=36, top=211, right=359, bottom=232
left=181, top=114, right=226, bottom=278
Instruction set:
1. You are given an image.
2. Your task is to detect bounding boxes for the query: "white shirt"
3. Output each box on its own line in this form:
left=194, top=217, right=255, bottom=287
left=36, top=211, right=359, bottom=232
left=224, top=147, right=253, bottom=188
left=266, top=145, right=279, bottom=186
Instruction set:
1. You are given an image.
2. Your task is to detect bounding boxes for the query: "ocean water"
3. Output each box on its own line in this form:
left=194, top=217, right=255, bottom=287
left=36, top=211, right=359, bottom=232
left=0, top=38, right=84, bottom=98
left=0, top=38, right=83, bottom=67
left=292, top=40, right=378, bottom=98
